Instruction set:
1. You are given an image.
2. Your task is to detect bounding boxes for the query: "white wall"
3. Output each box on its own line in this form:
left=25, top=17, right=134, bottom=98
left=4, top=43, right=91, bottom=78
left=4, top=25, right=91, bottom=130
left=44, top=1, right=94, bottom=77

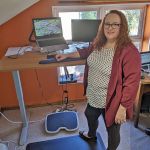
left=0, top=0, right=39, bottom=25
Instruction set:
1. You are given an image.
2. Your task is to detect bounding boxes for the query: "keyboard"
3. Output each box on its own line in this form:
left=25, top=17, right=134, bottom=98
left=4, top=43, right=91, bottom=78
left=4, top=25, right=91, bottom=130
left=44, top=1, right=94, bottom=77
left=39, top=57, right=83, bottom=64
left=38, top=38, right=66, bottom=47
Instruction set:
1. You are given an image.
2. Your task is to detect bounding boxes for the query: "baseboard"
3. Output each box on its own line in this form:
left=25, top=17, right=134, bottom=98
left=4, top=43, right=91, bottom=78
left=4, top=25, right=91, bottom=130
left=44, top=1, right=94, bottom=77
left=1, top=99, right=86, bottom=111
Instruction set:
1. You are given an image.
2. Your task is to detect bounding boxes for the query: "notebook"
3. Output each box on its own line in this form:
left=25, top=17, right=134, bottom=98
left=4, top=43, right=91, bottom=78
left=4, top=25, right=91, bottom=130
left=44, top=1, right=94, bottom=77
left=32, top=17, right=68, bottom=53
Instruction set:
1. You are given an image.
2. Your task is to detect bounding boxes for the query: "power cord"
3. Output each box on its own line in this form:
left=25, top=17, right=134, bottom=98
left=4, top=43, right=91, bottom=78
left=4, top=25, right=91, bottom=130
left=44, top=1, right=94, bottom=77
left=54, top=68, right=76, bottom=112
left=34, top=69, right=53, bottom=106
left=28, top=29, right=36, bottom=43
left=34, top=68, right=75, bottom=112
left=0, top=112, right=22, bottom=124
left=0, top=112, right=44, bottom=124
left=0, top=111, right=44, bottom=150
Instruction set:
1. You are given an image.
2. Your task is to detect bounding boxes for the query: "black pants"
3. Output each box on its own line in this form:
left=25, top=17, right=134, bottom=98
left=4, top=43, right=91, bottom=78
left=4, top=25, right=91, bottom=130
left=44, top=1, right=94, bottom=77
left=85, top=104, right=121, bottom=150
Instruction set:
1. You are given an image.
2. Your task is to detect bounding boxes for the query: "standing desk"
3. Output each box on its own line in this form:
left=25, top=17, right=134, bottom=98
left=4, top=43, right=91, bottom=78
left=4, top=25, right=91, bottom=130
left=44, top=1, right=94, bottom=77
left=0, top=51, right=85, bottom=145
left=134, top=75, right=150, bottom=128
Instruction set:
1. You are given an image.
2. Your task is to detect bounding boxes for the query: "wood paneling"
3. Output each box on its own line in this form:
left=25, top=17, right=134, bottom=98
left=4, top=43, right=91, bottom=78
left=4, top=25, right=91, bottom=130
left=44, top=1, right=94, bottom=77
left=142, top=5, right=150, bottom=51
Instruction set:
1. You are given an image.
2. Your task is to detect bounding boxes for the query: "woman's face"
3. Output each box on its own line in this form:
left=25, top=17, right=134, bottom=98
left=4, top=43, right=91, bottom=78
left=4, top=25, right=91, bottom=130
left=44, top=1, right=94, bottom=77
left=104, top=13, right=121, bottom=42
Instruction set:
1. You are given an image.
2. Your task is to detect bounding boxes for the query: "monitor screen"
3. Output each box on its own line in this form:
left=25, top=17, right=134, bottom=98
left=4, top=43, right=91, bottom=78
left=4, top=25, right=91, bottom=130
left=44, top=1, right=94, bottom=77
left=141, top=51, right=150, bottom=65
left=71, top=19, right=101, bottom=42
left=32, top=17, right=63, bottom=39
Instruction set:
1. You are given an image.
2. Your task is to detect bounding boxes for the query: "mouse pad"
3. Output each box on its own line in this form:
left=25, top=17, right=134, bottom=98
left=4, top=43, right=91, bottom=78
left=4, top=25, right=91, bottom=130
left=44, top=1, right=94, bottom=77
left=26, top=133, right=106, bottom=150
left=39, top=56, right=83, bottom=64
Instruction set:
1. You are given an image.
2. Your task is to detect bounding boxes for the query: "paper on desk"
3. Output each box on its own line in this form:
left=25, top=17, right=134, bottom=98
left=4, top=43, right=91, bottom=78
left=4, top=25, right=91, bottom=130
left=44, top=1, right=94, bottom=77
left=5, top=46, right=32, bottom=56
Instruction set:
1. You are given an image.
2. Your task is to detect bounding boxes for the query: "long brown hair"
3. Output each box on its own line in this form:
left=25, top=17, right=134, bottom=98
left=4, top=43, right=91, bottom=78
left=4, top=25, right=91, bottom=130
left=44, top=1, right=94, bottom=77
left=93, top=10, right=132, bottom=50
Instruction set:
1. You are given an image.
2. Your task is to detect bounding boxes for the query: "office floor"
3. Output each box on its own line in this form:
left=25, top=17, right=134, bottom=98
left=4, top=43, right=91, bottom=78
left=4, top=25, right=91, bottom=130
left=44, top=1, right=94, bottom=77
left=0, top=101, right=150, bottom=150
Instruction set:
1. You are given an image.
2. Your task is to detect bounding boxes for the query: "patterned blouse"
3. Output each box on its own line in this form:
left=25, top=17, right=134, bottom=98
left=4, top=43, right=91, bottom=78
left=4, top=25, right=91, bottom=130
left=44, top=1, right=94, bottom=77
left=86, top=47, right=115, bottom=108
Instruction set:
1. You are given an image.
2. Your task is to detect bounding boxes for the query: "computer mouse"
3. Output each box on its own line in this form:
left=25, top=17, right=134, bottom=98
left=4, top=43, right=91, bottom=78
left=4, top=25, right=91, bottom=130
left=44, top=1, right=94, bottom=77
left=47, top=54, right=56, bottom=59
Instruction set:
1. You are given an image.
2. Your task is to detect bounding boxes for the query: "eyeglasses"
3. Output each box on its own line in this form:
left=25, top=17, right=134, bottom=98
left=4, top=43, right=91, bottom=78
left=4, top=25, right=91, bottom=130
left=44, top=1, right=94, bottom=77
left=104, top=23, right=121, bottom=29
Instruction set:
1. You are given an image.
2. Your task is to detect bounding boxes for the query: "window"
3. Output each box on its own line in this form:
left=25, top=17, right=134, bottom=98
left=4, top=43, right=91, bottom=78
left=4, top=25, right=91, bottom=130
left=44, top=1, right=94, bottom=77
left=59, top=11, right=97, bottom=40
left=53, top=4, right=146, bottom=84
left=102, top=5, right=146, bottom=50
left=53, top=4, right=146, bottom=50
left=122, top=9, right=142, bottom=36
left=59, top=65, right=85, bottom=84
left=104, top=9, right=142, bottom=36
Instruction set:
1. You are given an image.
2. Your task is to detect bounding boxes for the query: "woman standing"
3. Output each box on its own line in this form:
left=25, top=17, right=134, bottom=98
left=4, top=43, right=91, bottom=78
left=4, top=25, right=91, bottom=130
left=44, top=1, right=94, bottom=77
left=56, top=10, right=141, bottom=150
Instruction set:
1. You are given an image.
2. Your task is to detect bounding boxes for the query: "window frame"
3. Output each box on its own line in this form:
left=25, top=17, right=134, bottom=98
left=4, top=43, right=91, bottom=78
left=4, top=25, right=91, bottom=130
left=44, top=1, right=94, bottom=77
left=52, top=3, right=146, bottom=51
left=52, top=5, right=100, bottom=19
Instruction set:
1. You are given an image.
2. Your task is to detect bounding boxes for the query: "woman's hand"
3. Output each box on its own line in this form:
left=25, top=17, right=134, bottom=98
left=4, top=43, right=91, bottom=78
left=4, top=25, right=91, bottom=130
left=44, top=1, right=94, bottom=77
left=55, top=54, right=68, bottom=61
left=115, top=104, right=126, bottom=124
left=55, top=52, right=80, bottom=61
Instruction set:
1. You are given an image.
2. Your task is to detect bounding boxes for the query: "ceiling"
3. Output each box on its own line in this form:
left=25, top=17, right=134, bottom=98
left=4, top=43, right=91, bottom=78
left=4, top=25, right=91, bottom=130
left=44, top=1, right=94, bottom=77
left=0, top=0, right=39, bottom=25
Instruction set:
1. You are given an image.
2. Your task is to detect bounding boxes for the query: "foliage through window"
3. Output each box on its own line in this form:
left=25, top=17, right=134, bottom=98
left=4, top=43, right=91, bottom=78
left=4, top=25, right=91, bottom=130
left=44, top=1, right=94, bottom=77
left=105, top=9, right=142, bottom=37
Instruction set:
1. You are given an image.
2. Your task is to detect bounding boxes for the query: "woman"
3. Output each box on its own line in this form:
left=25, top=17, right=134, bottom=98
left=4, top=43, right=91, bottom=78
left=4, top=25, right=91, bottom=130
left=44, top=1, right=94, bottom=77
left=56, top=10, right=141, bottom=150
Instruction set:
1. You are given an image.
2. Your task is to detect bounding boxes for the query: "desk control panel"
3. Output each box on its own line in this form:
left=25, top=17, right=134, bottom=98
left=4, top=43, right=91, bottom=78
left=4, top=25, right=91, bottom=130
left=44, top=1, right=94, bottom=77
left=39, top=57, right=83, bottom=64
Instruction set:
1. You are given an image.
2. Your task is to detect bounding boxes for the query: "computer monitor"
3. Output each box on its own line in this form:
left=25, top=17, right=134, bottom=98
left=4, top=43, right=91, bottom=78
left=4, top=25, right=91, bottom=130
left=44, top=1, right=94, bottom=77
left=141, top=51, right=150, bottom=73
left=141, top=51, right=150, bottom=65
left=32, top=17, right=63, bottom=39
left=32, top=17, right=68, bottom=53
left=71, top=19, right=101, bottom=42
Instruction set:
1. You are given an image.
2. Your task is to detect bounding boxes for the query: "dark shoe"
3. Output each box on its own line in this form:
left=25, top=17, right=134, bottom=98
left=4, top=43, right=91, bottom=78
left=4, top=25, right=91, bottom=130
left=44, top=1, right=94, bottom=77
left=145, top=128, right=150, bottom=136
left=79, top=131, right=97, bottom=142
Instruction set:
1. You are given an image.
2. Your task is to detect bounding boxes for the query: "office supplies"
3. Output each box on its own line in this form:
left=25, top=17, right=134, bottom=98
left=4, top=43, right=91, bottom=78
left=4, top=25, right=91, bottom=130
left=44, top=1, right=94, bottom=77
left=32, top=17, right=68, bottom=53
left=5, top=46, right=32, bottom=57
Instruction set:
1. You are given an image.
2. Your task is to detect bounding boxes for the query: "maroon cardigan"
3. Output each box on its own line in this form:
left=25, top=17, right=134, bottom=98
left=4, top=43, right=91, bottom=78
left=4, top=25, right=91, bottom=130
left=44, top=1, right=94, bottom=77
left=78, top=43, right=141, bottom=127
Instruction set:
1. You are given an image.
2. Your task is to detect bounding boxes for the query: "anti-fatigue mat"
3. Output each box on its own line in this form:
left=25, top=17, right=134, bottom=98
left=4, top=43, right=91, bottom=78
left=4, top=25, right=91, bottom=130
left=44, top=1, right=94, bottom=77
left=26, top=133, right=106, bottom=150
left=45, top=111, right=79, bottom=133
